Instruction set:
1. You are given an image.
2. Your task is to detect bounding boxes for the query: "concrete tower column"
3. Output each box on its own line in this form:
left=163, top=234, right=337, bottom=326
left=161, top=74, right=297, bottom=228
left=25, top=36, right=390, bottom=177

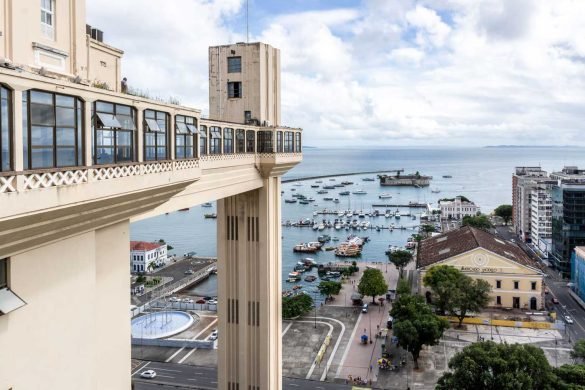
left=217, top=176, right=282, bottom=390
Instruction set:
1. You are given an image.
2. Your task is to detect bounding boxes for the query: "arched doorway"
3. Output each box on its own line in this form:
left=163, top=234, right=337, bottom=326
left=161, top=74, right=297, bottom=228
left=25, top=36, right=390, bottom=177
left=530, top=297, right=537, bottom=310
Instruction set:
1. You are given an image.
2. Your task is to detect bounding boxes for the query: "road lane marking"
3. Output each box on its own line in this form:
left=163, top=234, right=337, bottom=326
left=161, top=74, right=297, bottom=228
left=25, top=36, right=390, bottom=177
left=166, top=318, right=218, bottom=363
left=282, top=321, right=294, bottom=336
left=335, top=313, right=362, bottom=378
left=151, top=368, right=181, bottom=372
left=131, top=361, right=150, bottom=376
left=304, top=321, right=334, bottom=379
left=156, top=374, right=175, bottom=378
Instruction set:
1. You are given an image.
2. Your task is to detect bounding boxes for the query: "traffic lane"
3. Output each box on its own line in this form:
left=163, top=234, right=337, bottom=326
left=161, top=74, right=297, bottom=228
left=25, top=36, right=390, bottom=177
left=545, top=278, right=585, bottom=339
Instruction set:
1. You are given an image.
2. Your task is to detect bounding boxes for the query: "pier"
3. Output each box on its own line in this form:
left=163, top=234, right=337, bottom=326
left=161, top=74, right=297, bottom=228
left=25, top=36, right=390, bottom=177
left=282, top=170, right=400, bottom=183
left=372, top=203, right=428, bottom=208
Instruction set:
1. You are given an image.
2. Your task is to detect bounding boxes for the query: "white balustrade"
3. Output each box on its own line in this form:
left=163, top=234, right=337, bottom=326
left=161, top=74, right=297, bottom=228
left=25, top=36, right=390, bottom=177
left=22, top=169, right=88, bottom=190
left=0, top=176, right=16, bottom=193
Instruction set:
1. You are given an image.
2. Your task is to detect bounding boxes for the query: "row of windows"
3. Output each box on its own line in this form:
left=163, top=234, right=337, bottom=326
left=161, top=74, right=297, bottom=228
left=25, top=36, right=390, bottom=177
left=0, top=87, right=301, bottom=172
left=494, top=280, right=538, bottom=290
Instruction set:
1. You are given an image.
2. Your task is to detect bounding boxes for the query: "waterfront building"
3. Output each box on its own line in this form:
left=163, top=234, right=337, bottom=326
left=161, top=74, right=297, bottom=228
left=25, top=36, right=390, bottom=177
left=130, top=241, right=167, bottom=273
left=550, top=167, right=585, bottom=278
left=571, top=247, right=585, bottom=303
left=0, top=1, right=302, bottom=389
left=417, top=226, right=545, bottom=310
left=530, top=181, right=556, bottom=257
left=439, top=196, right=480, bottom=220
left=512, top=167, right=549, bottom=242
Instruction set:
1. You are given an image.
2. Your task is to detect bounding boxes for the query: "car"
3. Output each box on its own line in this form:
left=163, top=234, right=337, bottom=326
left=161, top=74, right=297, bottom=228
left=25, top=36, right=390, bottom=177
left=209, top=329, right=218, bottom=341
left=544, top=288, right=549, bottom=294
left=567, top=282, right=575, bottom=288
left=140, top=370, right=157, bottom=379
left=203, top=296, right=213, bottom=301
left=184, top=269, right=194, bottom=275
left=510, top=238, right=515, bottom=243
left=362, top=303, right=368, bottom=313
left=196, top=299, right=206, bottom=304
left=208, top=299, right=218, bottom=305
left=169, top=297, right=180, bottom=303
left=552, top=297, right=559, bottom=304
left=182, top=298, right=194, bottom=304
left=565, top=315, right=574, bottom=324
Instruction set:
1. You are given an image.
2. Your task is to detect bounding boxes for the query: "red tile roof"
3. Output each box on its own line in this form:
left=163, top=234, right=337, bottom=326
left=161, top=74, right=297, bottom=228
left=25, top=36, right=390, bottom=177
left=130, top=241, right=163, bottom=252
left=416, top=226, right=541, bottom=271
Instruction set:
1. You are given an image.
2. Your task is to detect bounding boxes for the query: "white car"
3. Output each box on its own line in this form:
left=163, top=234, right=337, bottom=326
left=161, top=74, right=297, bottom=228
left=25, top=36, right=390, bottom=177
left=565, top=315, right=574, bottom=324
left=208, top=299, right=218, bottom=305
left=169, top=297, right=180, bottom=303
left=182, top=298, right=194, bottom=304
left=209, top=330, right=218, bottom=341
left=140, top=369, right=157, bottom=379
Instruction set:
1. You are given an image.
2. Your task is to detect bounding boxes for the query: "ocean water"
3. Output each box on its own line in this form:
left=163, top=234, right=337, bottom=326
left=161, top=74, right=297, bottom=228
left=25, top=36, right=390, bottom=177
left=131, top=147, right=585, bottom=292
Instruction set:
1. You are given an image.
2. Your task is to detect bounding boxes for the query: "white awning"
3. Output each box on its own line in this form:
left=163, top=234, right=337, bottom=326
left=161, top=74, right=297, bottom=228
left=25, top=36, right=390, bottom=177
left=0, top=287, right=26, bottom=314
left=176, top=122, right=189, bottom=134
left=97, top=112, right=122, bottom=129
left=145, top=118, right=161, bottom=132
left=186, top=124, right=199, bottom=134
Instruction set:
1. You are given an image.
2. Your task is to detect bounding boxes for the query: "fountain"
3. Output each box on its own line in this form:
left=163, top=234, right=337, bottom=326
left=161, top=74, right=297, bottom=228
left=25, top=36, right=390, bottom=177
left=131, top=311, right=194, bottom=339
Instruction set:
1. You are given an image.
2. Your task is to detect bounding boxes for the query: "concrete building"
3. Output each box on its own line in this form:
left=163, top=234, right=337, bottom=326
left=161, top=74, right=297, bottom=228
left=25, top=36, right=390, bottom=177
left=130, top=241, right=167, bottom=273
left=530, top=181, right=555, bottom=257
left=209, top=42, right=281, bottom=127
left=550, top=168, right=585, bottom=278
left=439, top=196, right=480, bottom=220
left=571, top=247, right=585, bottom=303
left=512, top=167, right=549, bottom=242
left=417, top=226, right=545, bottom=310
left=0, top=1, right=302, bottom=389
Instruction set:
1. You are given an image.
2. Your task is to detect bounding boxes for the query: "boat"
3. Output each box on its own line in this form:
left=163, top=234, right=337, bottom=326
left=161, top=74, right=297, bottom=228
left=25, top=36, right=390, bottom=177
left=339, top=191, right=350, bottom=196
left=292, top=285, right=303, bottom=290
left=324, top=246, right=335, bottom=251
left=317, top=234, right=331, bottom=243
left=412, top=215, right=416, bottom=220
left=334, top=243, right=362, bottom=257
left=312, top=223, right=319, bottom=230
left=179, top=208, right=189, bottom=211
left=293, top=183, right=303, bottom=187
left=307, top=197, right=316, bottom=202
left=204, top=213, right=217, bottom=219
left=304, top=275, right=317, bottom=282
left=311, top=185, right=320, bottom=188
left=286, top=277, right=298, bottom=283
left=293, top=243, right=320, bottom=253
left=362, top=177, right=376, bottom=181
left=323, top=185, right=335, bottom=190
left=358, top=212, right=365, bottom=218
left=202, top=202, right=213, bottom=207
left=285, top=199, right=297, bottom=203
left=317, top=190, right=328, bottom=194
left=318, top=224, right=325, bottom=231
left=352, top=189, right=367, bottom=195
left=288, top=271, right=302, bottom=279
left=442, top=175, right=452, bottom=178
left=324, top=197, right=334, bottom=201
left=299, top=200, right=309, bottom=205
left=333, top=198, right=340, bottom=203
left=329, top=178, right=336, bottom=181
left=378, top=193, right=392, bottom=199
left=431, top=188, right=441, bottom=193
left=316, top=180, right=323, bottom=183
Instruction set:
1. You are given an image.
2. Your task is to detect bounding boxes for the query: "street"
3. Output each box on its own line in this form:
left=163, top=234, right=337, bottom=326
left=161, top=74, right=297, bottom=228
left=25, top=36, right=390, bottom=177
left=132, top=360, right=351, bottom=390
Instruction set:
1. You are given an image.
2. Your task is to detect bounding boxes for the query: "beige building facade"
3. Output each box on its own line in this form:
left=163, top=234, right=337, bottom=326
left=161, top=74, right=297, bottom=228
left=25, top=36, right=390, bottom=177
left=0, top=1, right=300, bottom=389
left=417, top=226, right=545, bottom=310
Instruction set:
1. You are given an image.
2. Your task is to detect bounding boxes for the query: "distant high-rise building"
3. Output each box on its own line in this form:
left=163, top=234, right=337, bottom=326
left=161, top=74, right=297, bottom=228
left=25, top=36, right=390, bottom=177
left=512, top=167, right=549, bottom=242
left=209, top=42, right=281, bottom=126
left=530, top=181, right=555, bottom=257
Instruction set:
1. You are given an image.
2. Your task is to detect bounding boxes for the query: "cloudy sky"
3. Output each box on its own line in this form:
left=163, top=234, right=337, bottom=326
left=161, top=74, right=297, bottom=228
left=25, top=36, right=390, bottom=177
left=87, top=0, right=585, bottom=147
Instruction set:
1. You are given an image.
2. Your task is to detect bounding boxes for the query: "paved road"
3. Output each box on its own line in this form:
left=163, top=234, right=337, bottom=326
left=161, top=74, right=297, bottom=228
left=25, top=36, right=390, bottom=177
left=132, top=361, right=351, bottom=390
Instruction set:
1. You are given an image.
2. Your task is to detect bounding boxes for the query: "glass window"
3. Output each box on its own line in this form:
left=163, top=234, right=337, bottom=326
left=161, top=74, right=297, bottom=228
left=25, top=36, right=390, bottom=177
left=143, top=110, right=168, bottom=161
left=1, top=86, right=12, bottom=172
left=41, top=0, right=55, bottom=40
left=236, top=129, right=245, bottom=153
left=257, top=131, right=273, bottom=153
left=223, top=128, right=234, bottom=154
left=209, top=126, right=222, bottom=154
left=93, top=101, right=136, bottom=164
left=284, top=131, right=294, bottom=153
left=276, top=131, right=283, bottom=153
left=295, top=132, right=302, bottom=152
left=24, top=90, right=84, bottom=169
left=496, top=280, right=501, bottom=289
left=199, top=125, right=207, bottom=156
left=246, top=130, right=255, bottom=153
left=175, top=115, right=197, bottom=160
left=227, top=82, right=242, bottom=98
left=514, top=281, right=519, bottom=289
left=227, top=57, right=242, bottom=73
left=531, top=281, right=537, bottom=290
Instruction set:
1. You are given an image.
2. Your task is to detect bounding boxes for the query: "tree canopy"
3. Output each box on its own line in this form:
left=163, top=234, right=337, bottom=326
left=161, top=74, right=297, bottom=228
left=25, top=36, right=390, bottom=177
left=423, top=265, right=464, bottom=315
left=555, top=364, right=585, bottom=389
left=390, top=294, right=449, bottom=368
left=572, top=340, right=585, bottom=363
left=317, top=281, right=342, bottom=299
left=462, top=214, right=492, bottom=230
left=452, top=277, right=492, bottom=327
left=388, top=249, right=413, bottom=277
left=494, top=204, right=513, bottom=225
left=358, top=268, right=388, bottom=303
left=436, top=341, right=559, bottom=390
left=282, top=293, right=314, bottom=319
left=396, top=278, right=411, bottom=296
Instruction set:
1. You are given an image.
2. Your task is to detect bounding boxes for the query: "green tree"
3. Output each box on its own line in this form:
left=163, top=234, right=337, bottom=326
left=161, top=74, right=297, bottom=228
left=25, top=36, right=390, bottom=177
left=494, top=204, right=513, bottom=225
left=423, top=265, right=463, bottom=315
left=421, top=224, right=436, bottom=234
left=147, top=261, right=156, bottom=272
left=358, top=268, right=388, bottom=304
left=436, top=341, right=559, bottom=390
left=573, top=340, right=585, bottom=363
left=317, top=281, right=342, bottom=299
left=390, top=294, right=449, bottom=368
left=452, top=277, right=492, bottom=327
left=282, top=293, right=314, bottom=319
left=555, top=364, right=585, bottom=389
left=396, top=278, right=411, bottom=296
left=462, top=214, right=492, bottom=230
left=388, top=249, right=413, bottom=277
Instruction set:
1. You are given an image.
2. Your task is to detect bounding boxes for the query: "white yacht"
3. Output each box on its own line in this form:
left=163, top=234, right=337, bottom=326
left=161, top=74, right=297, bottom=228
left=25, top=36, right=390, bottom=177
left=352, top=189, right=367, bottom=195
left=378, top=193, right=392, bottom=199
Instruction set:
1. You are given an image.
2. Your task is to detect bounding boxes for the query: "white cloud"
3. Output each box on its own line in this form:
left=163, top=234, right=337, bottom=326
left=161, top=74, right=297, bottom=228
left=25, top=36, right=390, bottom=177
left=86, top=0, right=585, bottom=147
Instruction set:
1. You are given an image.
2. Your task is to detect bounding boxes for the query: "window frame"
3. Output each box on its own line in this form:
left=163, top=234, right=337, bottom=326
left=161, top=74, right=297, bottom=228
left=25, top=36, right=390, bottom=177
left=227, top=82, right=242, bottom=99
left=209, top=126, right=222, bottom=155
left=496, top=280, right=501, bottom=289
left=0, top=85, right=13, bottom=172
left=199, top=125, right=208, bottom=156
left=284, top=131, right=294, bottom=153
left=514, top=280, right=519, bottom=290
left=246, top=130, right=255, bottom=153
left=276, top=131, right=283, bottom=153
left=175, top=114, right=198, bottom=160
left=295, top=132, right=302, bottom=153
left=257, top=131, right=273, bottom=153
left=235, top=129, right=245, bottom=153
left=24, top=89, right=84, bottom=170
left=93, top=101, right=137, bottom=165
left=223, top=128, right=234, bottom=154
left=227, top=56, right=242, bottom=73
left=40, top=0, right=55, bottom=40
left=143, top=109, right=169, bottom=161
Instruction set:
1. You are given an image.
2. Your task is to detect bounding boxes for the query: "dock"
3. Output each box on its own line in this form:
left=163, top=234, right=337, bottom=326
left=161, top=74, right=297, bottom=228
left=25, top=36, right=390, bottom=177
left=282, top=170, right=399, bottom=183
left=372, top=203, right=427, bottom=208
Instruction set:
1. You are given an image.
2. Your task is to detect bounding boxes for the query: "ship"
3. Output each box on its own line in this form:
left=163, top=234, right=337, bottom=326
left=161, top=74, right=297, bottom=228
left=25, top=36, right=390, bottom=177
left=204, top=213, right=217, bottom=219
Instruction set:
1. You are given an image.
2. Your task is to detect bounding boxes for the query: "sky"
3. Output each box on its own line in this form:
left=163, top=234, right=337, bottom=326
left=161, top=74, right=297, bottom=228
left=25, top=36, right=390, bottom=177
left=86, top=0, right=585, bottom=147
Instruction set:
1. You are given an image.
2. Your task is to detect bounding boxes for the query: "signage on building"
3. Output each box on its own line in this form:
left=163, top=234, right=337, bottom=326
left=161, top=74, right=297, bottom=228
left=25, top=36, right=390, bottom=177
left=460, top=266, right=499, bottom=273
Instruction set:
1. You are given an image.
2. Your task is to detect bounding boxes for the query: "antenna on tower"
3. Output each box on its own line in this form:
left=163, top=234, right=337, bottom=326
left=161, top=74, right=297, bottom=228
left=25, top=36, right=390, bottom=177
left=246, top=0, right=249, bottom=43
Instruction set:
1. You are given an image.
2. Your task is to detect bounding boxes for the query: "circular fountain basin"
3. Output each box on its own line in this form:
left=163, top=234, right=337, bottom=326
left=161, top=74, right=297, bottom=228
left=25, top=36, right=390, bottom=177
left=131, top=311, right=194, bottom=339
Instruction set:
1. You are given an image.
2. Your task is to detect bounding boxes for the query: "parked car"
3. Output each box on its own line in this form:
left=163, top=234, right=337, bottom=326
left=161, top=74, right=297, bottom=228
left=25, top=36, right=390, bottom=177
left=565, top=315, right=574, bottom=324
left=184, top=269, right=194, bottom=275
left=140, top=370, right=157, bottom=379
left=552, top=297, right=559, bottom=304
left=182, top=298, right=194, bottom=304
left=567, top=282, right=575, bottom=288
left=208, top=299, right=218, bottom=305
left=209, top=329, right=218, bottom=341
left=362, top=303, right=368, bottom=313
left=196, top=299, right=206, bottom=304
left=169, top=297, right=180, bottom=303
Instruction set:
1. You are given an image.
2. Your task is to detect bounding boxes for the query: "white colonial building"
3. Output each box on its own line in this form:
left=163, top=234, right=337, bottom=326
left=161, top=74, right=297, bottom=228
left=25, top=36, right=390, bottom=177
left=130, top=241, right=167, bottom=273
left=439, top=196, right=480, bottom=220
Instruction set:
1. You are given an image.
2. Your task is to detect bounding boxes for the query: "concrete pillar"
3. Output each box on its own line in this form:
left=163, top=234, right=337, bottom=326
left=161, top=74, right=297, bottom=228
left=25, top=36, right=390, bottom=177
left=217, top=176, right=282, bottom=390
left=169, top=112, right=175, bottom=160
left=135, top=106, right=144, bottom=162
left=83, top=98, right=94, bottom=166
left=12, top=89, right=23, bottom=171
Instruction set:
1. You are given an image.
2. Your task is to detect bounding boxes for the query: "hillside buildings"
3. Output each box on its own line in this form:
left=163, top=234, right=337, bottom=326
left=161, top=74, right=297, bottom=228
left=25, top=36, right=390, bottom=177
left=439, top=196, right=480, bottom=220
left=130, top=241, right=167, bottom=273
left=417, top=226, right=545, bottom=310
left=0, top=1, right=301, bottom=389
